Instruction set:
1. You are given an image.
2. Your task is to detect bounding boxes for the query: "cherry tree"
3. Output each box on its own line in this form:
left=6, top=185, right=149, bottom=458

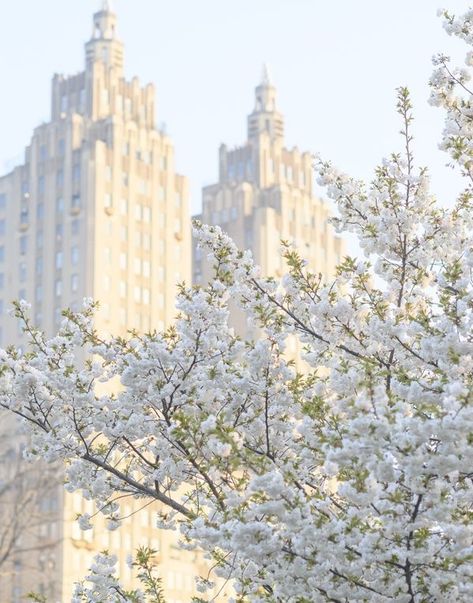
left=2, top=7, right=473, bottom=602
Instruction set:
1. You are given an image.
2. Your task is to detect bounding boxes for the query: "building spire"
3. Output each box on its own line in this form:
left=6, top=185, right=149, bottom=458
left=247, top=65, right=284, bottom=141
left=261, top=63, right=272, bottom=86
left=102, top=0, right=114, bottom=12
left=85, top=1, right=124, bottom=73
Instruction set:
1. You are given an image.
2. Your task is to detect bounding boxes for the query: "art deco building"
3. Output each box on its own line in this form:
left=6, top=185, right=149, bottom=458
left=0, top=3, right=226, bottom=602
left=194, top=67, right=344, bottom=342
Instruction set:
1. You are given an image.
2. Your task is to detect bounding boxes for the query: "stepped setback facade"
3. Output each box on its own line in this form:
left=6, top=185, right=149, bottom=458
left=193, top=66, right=344, bottom=348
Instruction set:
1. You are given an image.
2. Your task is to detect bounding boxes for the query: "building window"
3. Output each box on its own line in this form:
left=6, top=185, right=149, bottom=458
left=37, top=203, right=44, bottom=220
left=36, top=285, right=42, bottom=302
left=120, top=225, right=127, bottom=241
left=134, top=286, right=141, bottom=303
left=102, top=89, right=110, bottom=107
left=71, top=274, right=79, bottom=293
left=0, top=220, right=5, bottom=236
left=36, top=257, right=43, bottom=275
left=60, top=95, right=68, bottom=113
left=19, top=236, right=27, bottom=255
left=56, top=223, right=63, bottom=241
left=55, top=251, right=63, bottom=270
left=119, top=281, right=127, bottom=298
left=58, top=139, right=65, bottom=156
left=120, top=198, right=128, bottom=215
left=245, top=229, right=253, bottom=247
left=39, top=144, right=47, bottom=162
left=73, top=164, right=81, bottom=182
left=104, top=247, right=111, bottom=264
left=36, top=230, right=43, bottom=249
left=56, top=170, right=64, bottom=188
left=119, top=253, right=127, bottom=270
left=104, top=193, right=112, bottom=209
left=20, top=207, right=28, bottom=225
left=134, top=204, right=142, bottom=221
left=158, top=187, right=165, bottom=202
left=138, top=180, right=148, bottom=195
left=0, top=274, right=4, bottom=289
left=71, top=219, right=80, bottom=235
left=55, top=280, right=62, bottom=297
left=142, top=288, right=150, bottom=305
left=0, top=246, right=4, bottom=262
left=71, top=246, right=79, bottom=266
left=56, top=198, right=64, bottom=213
left=143, top=206, right=151, bottom=223
left=71, top=194, right=81, bottom=212
left=0, top=194, right=6, bottom=209
left=134, top=258, right=141, bottom=275
left=19, top=262, right=27, bottom=282
left=79, top=89, right=86, bottom=111
left=105, top=166, right=112, bottom=181
left=38, top=176, right=45, bottom=194
left=143, top=260, right=150, bottom=278
left=102, top=303, right=110, bottom=320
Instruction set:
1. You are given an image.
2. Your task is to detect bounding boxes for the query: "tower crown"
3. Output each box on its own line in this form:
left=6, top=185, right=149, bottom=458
left=85, top=1, right=124, bottom=73
left=248, top=64, right=284, bottom=142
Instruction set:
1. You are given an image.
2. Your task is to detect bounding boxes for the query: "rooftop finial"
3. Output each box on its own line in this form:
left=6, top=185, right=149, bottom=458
left=261, top=63, right=272, bottom=86
left=102, top=0, right=113, bottom=12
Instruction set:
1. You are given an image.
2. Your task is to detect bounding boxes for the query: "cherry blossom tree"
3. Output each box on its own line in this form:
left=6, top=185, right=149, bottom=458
left=3, top=7, right=473, bottom=602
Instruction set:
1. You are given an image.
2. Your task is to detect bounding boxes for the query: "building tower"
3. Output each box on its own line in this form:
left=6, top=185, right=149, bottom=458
left=0, top=4, right=224, bottom=602
left=194, top=67, right=344, bottom=341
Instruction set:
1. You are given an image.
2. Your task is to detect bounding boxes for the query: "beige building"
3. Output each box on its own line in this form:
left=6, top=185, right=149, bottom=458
left=0, top=3, right=226, bottom=602
left=194, top=67, right=344, bottom=339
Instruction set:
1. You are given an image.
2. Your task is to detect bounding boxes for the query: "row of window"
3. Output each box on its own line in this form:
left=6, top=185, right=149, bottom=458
left=211, top=206, right=238, bottom=224
left=37, top=274, right=79, bottom=301
left=226, top=159, right=308, bottom=186
left=106, top=193, right=181, bottom=217
left=38, top=138, right=66, bottom=161
left=11, top=219, right=80, bottom=256
left=122, top=144, right=167, bottom=169
left=37, top=167, right=80, bottom=194
left=103, top=240, right=171, bottom=266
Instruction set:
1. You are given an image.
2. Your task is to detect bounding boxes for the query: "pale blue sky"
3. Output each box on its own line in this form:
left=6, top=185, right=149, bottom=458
left=0, top=1, right=469, bottom=214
